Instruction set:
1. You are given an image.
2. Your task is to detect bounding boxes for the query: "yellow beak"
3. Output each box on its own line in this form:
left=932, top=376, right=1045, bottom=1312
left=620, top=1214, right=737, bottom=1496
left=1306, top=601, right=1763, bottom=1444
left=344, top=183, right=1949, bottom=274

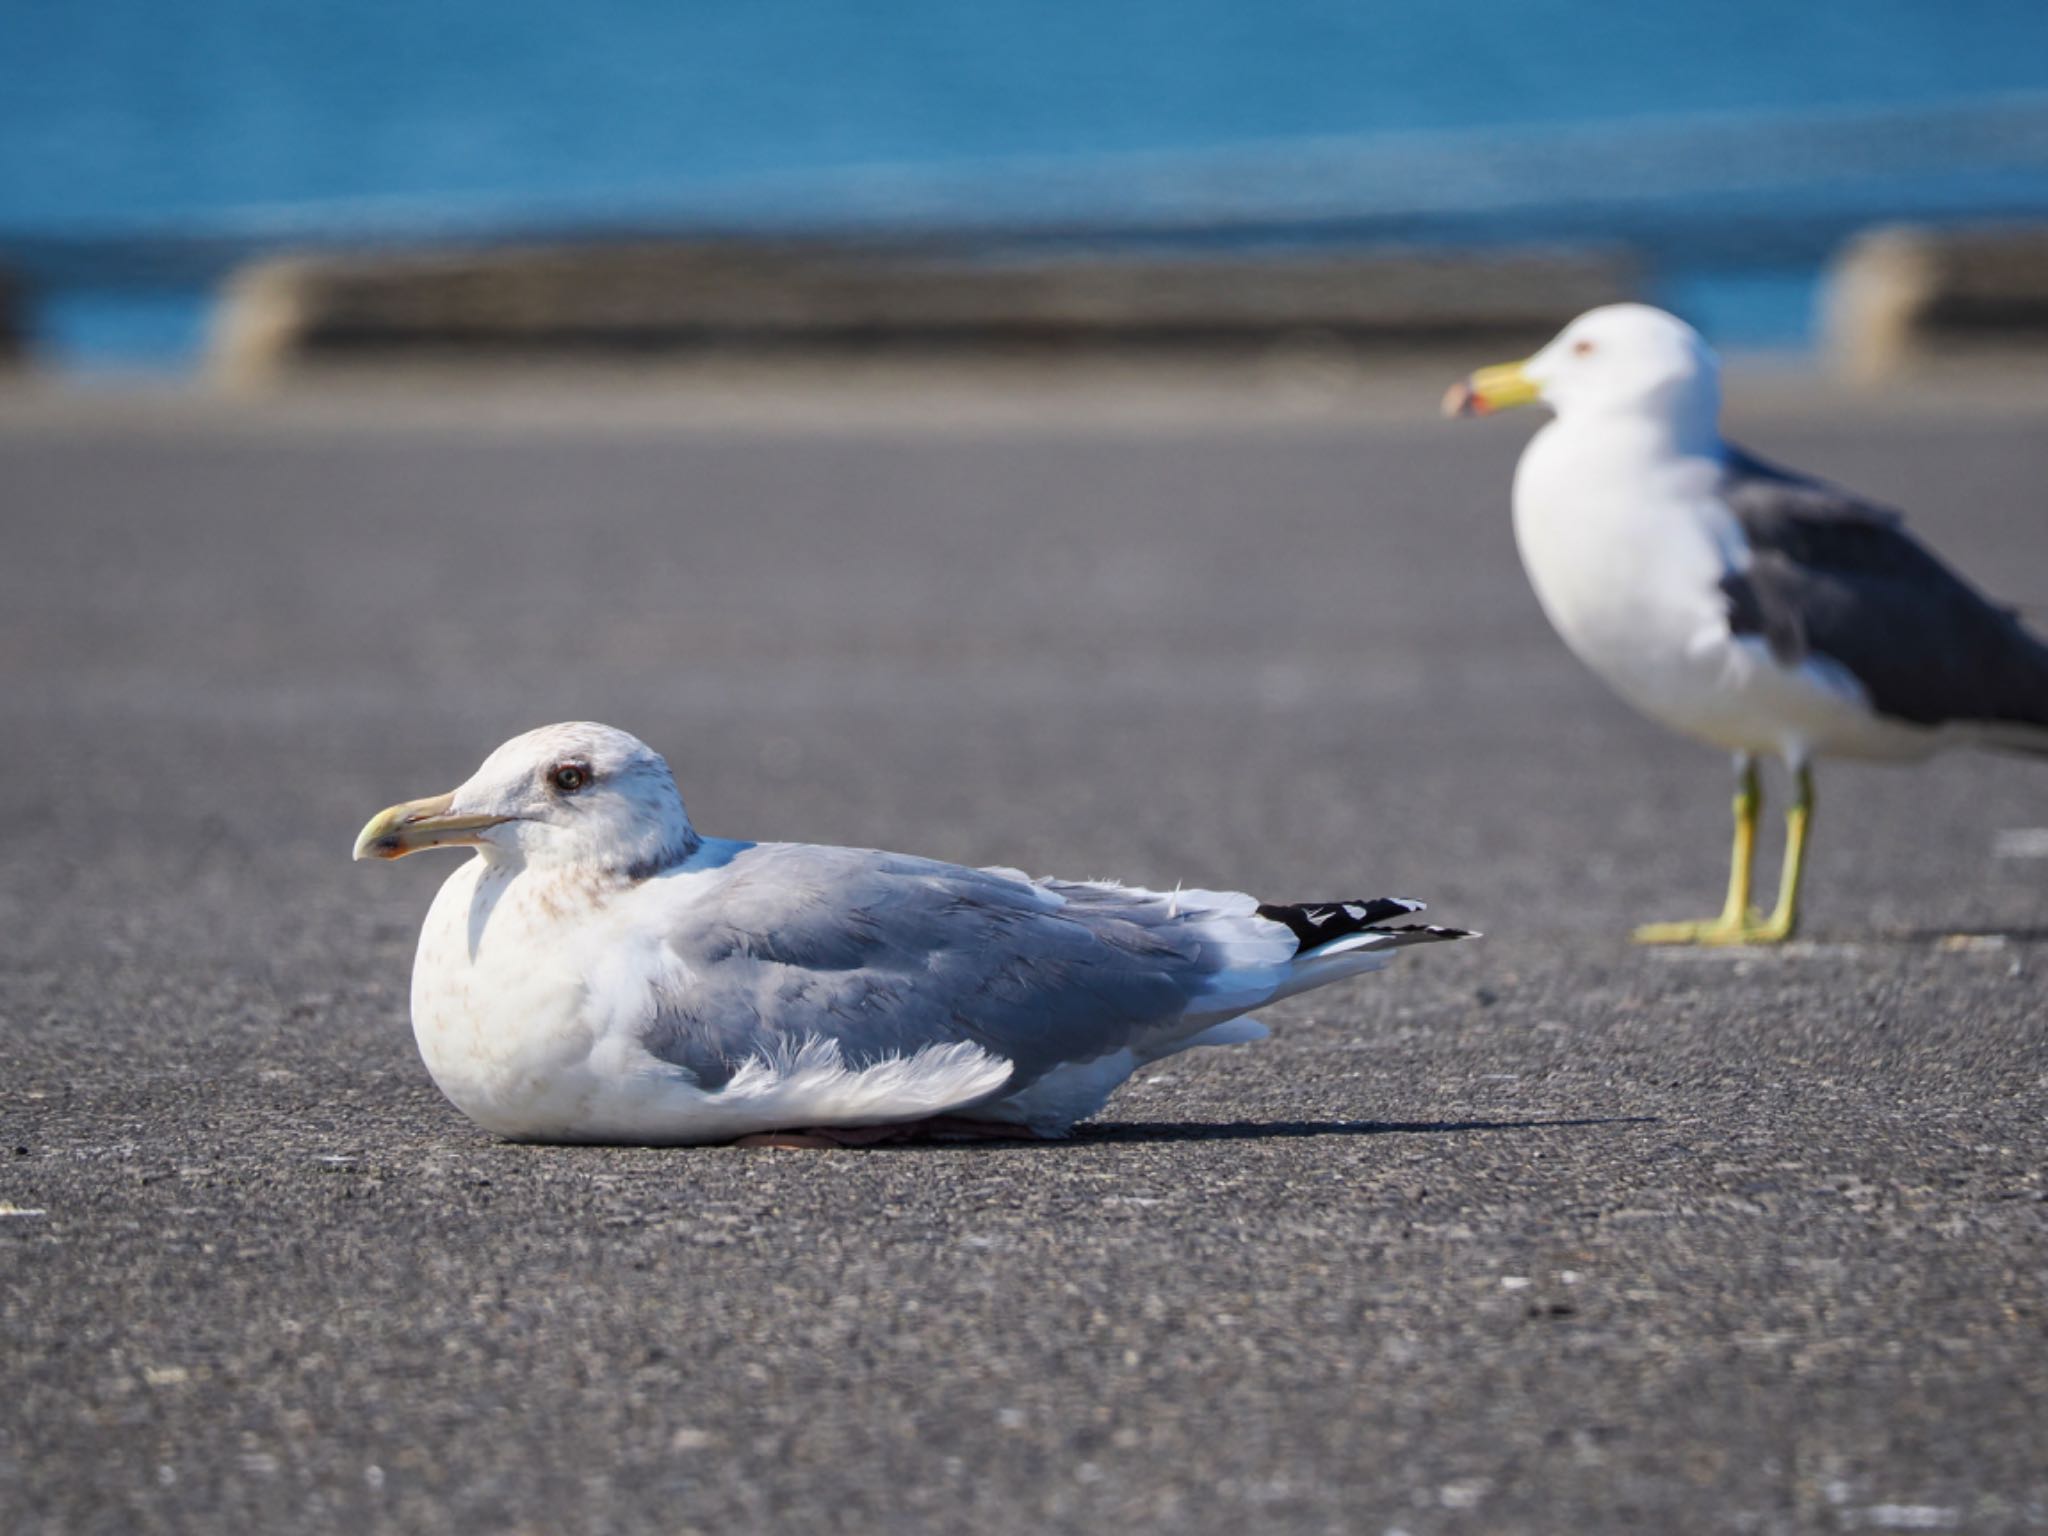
left=1442, top=360, right=1542, bottom=418
left=353, top=792, right=509, bottom=861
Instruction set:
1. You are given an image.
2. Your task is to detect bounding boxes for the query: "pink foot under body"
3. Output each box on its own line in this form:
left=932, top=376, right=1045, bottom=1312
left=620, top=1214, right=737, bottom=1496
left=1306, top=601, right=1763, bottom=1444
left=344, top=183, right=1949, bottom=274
left=732, top=1115, right=1048, bottom=1149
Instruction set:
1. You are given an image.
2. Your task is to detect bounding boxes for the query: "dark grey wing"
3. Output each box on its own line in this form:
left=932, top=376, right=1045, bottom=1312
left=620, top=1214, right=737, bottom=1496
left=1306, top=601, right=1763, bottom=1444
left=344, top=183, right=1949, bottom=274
left=628, top=845, right=1273, bottom=1094
left=1719, top=447, right=2048, bottom=730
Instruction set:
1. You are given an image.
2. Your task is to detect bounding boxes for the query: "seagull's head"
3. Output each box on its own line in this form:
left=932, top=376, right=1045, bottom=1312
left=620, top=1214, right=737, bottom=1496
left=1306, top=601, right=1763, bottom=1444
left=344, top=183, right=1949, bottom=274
left=353, top=722, right=698, bottom=877
left=1444, top=303, right=1721, bottom=433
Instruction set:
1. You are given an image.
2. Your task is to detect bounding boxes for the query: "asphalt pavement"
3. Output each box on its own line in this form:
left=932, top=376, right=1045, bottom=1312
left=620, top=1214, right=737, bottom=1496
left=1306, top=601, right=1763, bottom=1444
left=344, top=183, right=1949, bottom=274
left=3, top=382, right=2044, bottom=1534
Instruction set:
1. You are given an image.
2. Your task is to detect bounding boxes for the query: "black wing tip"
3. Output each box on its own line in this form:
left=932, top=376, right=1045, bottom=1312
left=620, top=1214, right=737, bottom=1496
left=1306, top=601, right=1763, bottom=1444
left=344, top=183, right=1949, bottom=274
left=1382, top=923, right=1480, bottom=941
left=1256, top=897, right=1470, bottom=953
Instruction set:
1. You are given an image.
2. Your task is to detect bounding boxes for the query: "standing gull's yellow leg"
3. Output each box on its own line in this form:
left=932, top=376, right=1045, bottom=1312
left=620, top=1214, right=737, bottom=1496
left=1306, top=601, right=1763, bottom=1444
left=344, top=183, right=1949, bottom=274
left=1745, top=761, right=1812, bottom=943
left=1634, top=755, right=1761, bottom=945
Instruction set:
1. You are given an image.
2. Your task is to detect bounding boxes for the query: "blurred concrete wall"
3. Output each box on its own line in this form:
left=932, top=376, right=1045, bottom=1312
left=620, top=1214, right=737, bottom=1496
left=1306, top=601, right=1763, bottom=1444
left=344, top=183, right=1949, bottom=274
left=0, top=269, right=23, bottom=368
left=1826, top=224, right=2048, bottom=381
left=210, top=240, right=1634, bottom=387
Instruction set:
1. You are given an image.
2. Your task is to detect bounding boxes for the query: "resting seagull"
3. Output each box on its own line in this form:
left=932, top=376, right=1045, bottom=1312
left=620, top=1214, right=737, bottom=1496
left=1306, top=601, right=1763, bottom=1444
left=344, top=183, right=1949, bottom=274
left=1445, top=303, right=2048, bottom=944
left=354, top=722, right=1470, bottom=1144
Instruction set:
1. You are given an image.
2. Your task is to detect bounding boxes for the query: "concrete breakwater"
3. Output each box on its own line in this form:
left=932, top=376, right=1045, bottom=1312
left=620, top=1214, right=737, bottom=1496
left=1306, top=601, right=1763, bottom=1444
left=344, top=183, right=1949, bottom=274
left=210, top=240, right=1635, bottom=386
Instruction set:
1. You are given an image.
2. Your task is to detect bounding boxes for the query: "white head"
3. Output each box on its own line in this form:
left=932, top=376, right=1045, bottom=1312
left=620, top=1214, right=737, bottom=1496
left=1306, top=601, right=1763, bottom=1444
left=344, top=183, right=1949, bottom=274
left=1446, top=303, right=1722, bottom=442
left=354, top=722, right=698, bottom=878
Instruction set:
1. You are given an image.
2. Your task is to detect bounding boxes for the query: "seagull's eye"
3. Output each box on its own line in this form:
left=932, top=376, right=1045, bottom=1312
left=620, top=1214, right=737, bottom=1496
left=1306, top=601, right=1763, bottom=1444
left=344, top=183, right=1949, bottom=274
left=549, top=764, right=590, bottom=794
left=1572, top=339, right=1597, bottom=356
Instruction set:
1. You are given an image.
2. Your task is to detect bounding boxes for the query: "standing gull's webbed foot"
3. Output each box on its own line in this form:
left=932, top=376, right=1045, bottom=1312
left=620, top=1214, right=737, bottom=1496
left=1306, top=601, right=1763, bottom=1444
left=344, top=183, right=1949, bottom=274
left=1632, top=760, right=1811, bottom=948
left=1632, top=911, right=1791, bottom=946
left=1635, top=913, right=1761, bottom=946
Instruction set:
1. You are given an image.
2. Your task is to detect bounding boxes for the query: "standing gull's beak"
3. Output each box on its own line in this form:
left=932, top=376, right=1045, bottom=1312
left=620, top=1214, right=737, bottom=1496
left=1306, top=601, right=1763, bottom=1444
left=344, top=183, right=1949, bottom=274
left=1442, top=360, right=1542, bottom=418
left=353, top=792, right=509, bottom=861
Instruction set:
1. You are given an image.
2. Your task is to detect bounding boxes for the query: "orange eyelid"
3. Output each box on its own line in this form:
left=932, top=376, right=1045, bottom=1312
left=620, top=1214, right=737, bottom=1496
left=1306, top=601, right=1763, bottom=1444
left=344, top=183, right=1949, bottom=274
left=1572, top=339, right=1596, bottom=355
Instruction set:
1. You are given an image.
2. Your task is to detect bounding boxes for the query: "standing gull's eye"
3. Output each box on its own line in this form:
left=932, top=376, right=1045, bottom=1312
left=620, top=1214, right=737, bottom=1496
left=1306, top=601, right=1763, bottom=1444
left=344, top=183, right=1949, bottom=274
left=549, top=764, right=589, bottom=793
left=1572, top=339, right=1597, bottom=356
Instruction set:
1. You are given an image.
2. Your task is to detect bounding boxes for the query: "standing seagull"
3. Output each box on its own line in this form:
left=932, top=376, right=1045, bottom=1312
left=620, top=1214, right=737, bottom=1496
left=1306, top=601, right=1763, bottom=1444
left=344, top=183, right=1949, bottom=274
left=354, top=722, right=1469, bottom=1144
left=1445, top=304, right=2048, bottom=944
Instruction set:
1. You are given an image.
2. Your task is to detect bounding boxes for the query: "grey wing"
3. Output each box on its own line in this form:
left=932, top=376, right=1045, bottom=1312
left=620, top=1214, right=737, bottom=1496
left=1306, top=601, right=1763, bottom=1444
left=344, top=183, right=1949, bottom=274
left=633, top=845, right=1255, bottom=1094
left=1719, top=447, right=2048, bottom=730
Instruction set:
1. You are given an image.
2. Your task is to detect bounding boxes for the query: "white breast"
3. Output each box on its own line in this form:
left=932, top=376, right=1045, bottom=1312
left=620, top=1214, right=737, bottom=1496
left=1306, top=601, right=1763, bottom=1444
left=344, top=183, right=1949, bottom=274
left=1512, top=420, right=1733, bottom=714
left=408, top=857, right=598, bottom=1136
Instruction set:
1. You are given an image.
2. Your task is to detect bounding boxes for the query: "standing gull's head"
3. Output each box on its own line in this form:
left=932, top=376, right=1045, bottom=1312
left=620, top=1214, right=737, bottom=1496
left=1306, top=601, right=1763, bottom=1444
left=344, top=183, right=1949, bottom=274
left=1444, top=303, right=1722, bottom=436
left=353, top=722, right=697, bottom=877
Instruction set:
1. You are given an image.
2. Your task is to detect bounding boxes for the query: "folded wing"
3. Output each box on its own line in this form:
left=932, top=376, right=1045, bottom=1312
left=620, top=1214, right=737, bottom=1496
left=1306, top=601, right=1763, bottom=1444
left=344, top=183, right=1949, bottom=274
left=1719, top=448, right=2048, bottom=733
left=625, top=844, right=1464, bottom=1102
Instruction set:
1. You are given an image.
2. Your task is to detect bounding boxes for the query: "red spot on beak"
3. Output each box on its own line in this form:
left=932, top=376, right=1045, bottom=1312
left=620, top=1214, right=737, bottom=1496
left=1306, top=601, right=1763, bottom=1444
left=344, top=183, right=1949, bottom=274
left=1441, top=380, right=1489, bottom=418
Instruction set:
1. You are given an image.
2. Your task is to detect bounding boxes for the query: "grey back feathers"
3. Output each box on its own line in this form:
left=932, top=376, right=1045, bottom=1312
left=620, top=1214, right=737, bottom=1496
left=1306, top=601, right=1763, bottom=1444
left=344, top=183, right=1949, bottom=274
left=630, top=844, right=1464, bottom=1093
left=1718, top=448, right=2048, bottom=732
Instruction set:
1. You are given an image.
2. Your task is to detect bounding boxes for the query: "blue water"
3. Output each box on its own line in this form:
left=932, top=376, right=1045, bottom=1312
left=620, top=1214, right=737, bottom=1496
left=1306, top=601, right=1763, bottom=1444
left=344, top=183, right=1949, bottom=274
left=6, top=0, right=2048, bottom=366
